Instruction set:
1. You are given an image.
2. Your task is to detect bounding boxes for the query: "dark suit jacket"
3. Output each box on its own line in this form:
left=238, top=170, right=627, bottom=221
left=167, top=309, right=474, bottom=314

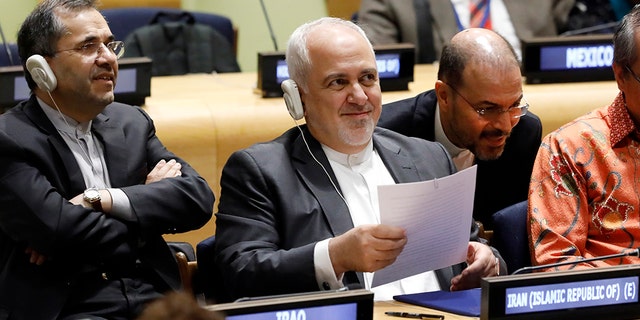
left=0, top=96, right=214, bottom=319
left=377, top=90, right=542, bottom=229
left=214, top=125, right=505, bottom=302
left=358, top=0, right=574, bottom=62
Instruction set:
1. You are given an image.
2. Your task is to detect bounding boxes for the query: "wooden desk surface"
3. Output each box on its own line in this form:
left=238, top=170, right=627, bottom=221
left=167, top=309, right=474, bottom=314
left=146, top=63, right=619, bottom=136
left=374, top=300, right=475, bottom=320
left=145, top=64, right=619, bottom=246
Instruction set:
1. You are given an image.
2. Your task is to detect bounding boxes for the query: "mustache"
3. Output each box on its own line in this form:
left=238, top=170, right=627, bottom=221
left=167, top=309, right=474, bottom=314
left=342, top=106, right=372, bottom=114
left=480, top=129, right=510, bottom=139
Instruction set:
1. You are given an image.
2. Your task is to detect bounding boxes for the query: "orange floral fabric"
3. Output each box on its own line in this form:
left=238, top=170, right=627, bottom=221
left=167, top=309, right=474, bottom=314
left=528, top=92, right=640, bottom=270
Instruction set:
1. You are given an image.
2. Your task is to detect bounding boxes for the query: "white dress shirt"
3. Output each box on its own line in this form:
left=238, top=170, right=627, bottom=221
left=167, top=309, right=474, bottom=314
left=434, top=103, right=475, bottom=171
left=313, top=140, right=441, bottom=301
left=38, top=98, right=133, bottom=220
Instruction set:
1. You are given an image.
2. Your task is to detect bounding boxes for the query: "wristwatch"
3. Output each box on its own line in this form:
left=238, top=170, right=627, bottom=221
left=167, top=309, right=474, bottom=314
left=83, top=187, right=103, bottom=212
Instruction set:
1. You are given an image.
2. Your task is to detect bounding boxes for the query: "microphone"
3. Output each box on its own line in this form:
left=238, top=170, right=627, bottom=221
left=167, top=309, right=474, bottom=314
left=259, top=0, right=279, bottom=51
left=512, top=248, right=640, bottom=275
left=559, top=21, right=620, bottom=36
left=234, top=284, right=362, bottom=303
left=0, top=21, right=15, bottom=66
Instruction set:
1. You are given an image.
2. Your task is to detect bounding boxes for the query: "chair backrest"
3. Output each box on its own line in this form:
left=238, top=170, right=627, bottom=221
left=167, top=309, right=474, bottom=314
left=175, top=251, right=199, bottom=297
left=491, top=200, right=531, bottom=274
left=119, top=10, right=240, bottom=76
left=101, top=7, right=236, bottom=54
left=123, top=19, right=240, bottom=76
left=196, top=235, right=224, bottom=303
left=169, top=241, right=205, bottom=302
left=168, top=241, right=196, bottom=261
left=0, top=43, right=19, bottom=67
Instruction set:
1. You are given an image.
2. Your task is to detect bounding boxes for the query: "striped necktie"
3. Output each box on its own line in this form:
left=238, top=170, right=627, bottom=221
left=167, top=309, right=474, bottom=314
left=470, top=0, right=492, bottom=29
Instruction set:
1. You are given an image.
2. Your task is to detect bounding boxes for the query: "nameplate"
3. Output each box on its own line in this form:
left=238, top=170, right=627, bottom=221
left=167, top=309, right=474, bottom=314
left=206, top=289, right=373, bottom=320
left=257, top=43, right=415, bottom=98
left=481, top=264, right=640, bottom=320
left=0, top=57, right=152, bottom=112
left=522, top=34, right=614, bottom=84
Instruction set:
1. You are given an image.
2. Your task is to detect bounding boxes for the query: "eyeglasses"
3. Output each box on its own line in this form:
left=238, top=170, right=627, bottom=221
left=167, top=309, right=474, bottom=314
left=55, top=41, right=125, bottom=59
left=625, top=65, right=640, bottom=84
left=445, top=83, right=529, bottom=120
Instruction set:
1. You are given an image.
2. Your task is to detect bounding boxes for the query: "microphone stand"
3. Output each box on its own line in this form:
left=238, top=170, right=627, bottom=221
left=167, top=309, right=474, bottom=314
left=0, top=22, right=15, bottom=66
left=259, top=0, right=279, bottom=51
left=512, top=248, right=640, bottom=275
left=560, top=21, right=620, bottom=36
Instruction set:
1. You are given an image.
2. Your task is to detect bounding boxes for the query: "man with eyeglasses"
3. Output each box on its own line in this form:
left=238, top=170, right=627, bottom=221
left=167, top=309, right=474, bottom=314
left=528, top=5, right=640, bottom=271
left=0, top=0, right=214, bottom=318
left=378, top=28, right=542, bottom=229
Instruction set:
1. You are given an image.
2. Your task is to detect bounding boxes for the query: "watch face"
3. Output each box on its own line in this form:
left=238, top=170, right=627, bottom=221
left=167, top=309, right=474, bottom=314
left=85, top=189, right=100, bottom=201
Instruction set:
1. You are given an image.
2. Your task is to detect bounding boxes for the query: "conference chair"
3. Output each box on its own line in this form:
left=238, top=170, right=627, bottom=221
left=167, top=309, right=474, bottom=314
left=175, top=251, right=199, bottom=295
left=170, top=241, right=208, bottom=303
left=195, top=235, right=224, bottom=303
left=168, top=242, right=197, bottom=288
left=491, top=200, right=531, bottom=274
left=475, top=221, right=493, bottom=244
left=101, top=7, right=238, bottom=56
left=120, top=10, right=240, bottom=76
left=168, top=241, right=196, bottom=260
left=168, top=236, right=220, bottom=303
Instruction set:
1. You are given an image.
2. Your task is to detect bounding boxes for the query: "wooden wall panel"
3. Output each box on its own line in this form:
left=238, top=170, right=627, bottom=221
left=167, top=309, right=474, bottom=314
left=325, top=0, right=360, bottom=20
left=99, top=0, right=181, bottom=9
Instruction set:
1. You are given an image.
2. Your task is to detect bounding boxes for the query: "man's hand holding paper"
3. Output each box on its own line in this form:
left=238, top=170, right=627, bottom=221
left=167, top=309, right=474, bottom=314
left=329, top=224, right=407, bottom=276
left=373, top=166, right=487, bottom=287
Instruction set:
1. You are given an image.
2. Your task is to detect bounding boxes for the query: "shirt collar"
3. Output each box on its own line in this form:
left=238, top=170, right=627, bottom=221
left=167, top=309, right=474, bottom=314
left=434, top=102, right=467, bottom=157
left=321, top=139, right=374, bottom=168
left=37, top=97, right=92, bottom=136
left=609, top=91, right=639, bottom=146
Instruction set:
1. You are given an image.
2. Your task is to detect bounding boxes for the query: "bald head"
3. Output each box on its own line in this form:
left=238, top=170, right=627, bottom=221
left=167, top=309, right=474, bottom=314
left=438, top=28, right=520, bottom=88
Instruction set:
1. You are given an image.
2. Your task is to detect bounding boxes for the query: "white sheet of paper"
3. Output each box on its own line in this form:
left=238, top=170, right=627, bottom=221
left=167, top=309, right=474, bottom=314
left=372, top=165, right=477, bottom=287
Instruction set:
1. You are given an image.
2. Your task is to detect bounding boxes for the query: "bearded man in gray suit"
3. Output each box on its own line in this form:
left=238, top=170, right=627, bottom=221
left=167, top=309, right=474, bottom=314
left=213, top=17, right=505, bottom=303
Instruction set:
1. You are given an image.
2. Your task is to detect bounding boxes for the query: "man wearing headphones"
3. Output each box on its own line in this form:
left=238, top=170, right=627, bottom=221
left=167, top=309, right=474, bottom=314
left=213, top=17, right=505, bottom=303
left=0, top=0, right=214, bottom=318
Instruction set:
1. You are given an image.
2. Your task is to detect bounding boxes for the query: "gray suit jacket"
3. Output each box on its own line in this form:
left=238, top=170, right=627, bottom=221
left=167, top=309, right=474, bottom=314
left=0, top=96, right=214, bottom=319
left=214, top=125, right=505, bottom=302
left=358, top=0, right=574, bottom=62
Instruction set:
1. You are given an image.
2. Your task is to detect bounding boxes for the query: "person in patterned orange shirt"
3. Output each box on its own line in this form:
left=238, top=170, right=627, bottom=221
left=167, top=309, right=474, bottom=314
left=528, top=4, right=640, bottom=270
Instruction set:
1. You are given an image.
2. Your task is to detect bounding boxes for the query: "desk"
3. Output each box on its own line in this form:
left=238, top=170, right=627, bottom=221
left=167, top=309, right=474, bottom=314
left=145, top=64, right=619, bottom=246
left=374, top=300, right=474, bottom=320
left=207, top=300, right=474, bottom=320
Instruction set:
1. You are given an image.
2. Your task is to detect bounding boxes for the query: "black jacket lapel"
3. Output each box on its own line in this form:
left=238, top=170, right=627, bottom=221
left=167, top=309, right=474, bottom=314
left=373, top=129, right=420, bottom=184
left=23, top=96, right=85, bottom=196
left=290, top=127, right=353, bottom=236
left=91, top=111, right=129, bottom=187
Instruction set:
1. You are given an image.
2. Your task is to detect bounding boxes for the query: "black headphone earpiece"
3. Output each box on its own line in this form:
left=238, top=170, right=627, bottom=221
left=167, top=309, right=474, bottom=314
left=26, top=54, right=57, bottom=92
left=281, top=79, right=304, bottom=120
